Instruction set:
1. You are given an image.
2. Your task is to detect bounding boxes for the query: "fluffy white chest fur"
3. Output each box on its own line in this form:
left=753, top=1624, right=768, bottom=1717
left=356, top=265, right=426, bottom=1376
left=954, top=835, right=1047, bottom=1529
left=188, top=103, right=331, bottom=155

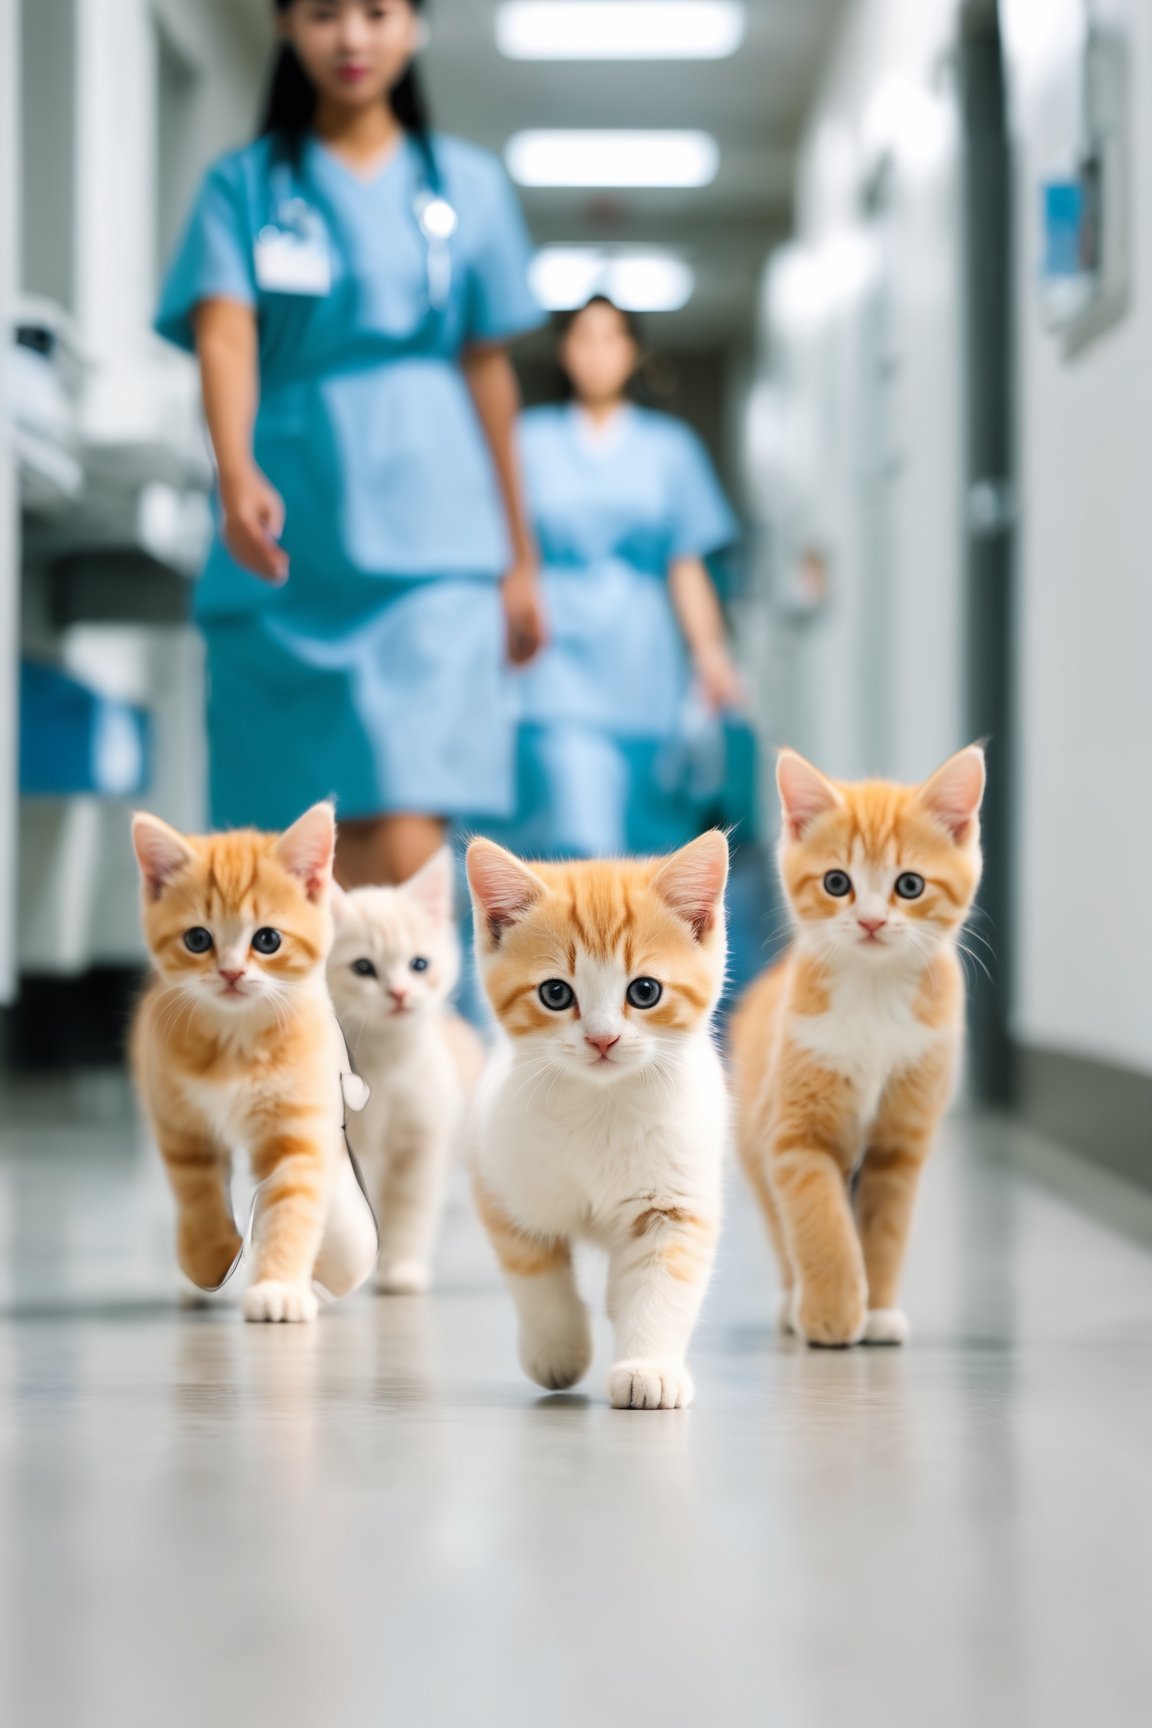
left=787, top=947, right=955, bottom=1125
left=353, top=1021, right=461, bottom=1143
left=472, top=1029, right=728, bottom=1412
left=474, top=1031, right=728, bottom=1242
left=344, top=1014, right=472, bottom=1292
left=177, top=1013, right=346, bottom=1168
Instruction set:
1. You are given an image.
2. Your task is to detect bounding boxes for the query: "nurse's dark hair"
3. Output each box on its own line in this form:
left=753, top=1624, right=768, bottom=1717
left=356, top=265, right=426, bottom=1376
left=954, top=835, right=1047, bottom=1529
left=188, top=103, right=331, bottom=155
left=555, top=295, right=644, bottom=349
left=261, top=0, right=434, bottom=176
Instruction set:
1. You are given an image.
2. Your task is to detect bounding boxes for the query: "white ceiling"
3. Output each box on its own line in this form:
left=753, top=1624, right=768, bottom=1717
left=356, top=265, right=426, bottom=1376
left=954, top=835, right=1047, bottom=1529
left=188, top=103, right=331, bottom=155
left=237, top=0, right=846, bottom=347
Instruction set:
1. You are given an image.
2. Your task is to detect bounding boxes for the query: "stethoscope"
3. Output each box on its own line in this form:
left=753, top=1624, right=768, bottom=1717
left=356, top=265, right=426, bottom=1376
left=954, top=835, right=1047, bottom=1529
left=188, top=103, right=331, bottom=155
left=264, top=137, right=459, bottom=318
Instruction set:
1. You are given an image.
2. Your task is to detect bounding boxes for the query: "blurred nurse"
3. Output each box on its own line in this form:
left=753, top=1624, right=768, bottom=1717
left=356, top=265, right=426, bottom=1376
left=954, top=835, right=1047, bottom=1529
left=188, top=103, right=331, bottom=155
left=506, top=295, right=742, bottom=858
left=156, top=0, right=544, bottom=885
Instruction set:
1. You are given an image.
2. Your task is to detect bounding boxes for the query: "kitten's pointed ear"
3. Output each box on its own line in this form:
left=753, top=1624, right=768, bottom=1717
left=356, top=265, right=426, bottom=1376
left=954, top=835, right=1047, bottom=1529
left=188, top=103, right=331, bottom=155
left=651, top=830, right=729, bottom=942
left=274, top=802, right=336, bottom=901
left=466, top=839, right=545, bottom=944
left=404, top=846, right=454, bottom=923
left=917, top=745, right=986, bottom=844
left=777, top=749, right=842, bottom=840
left=132, top=812, right=195, bottom=901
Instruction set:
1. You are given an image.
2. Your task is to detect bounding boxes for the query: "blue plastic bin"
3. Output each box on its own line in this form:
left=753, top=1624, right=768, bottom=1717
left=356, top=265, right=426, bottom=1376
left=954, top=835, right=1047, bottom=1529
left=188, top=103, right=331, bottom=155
left=20, top=660, right=152, bottom=798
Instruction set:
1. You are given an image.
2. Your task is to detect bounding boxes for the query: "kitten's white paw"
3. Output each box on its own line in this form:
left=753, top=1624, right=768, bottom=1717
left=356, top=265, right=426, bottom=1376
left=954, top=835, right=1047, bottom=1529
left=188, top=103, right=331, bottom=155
left=776, top=1292, right=797, bottom=1336
left=375, top=1259, right=431, bottom=1296
left=863, top=1307, right=910, bottom=1346
left=243, top=1281, right=318, bottom=1324
left=609, top=1359, right=694, bottom=1411
left=520, top=1321, right=593, bottom=1392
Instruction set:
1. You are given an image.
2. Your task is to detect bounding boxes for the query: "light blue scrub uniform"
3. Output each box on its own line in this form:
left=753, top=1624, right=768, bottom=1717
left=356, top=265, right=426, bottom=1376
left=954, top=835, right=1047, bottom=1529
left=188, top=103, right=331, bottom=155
left=502, top=403, right=738, bottom=858
left=156, top=133, right=542, bottom=830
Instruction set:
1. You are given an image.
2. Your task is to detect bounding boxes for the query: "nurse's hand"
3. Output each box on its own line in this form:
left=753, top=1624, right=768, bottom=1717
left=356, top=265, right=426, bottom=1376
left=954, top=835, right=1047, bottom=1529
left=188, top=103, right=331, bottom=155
left=694, top=643, right=747, bottom=713
left=219, top=464, right=289, bottom=585
left=501, top=562, right=548, bottom=666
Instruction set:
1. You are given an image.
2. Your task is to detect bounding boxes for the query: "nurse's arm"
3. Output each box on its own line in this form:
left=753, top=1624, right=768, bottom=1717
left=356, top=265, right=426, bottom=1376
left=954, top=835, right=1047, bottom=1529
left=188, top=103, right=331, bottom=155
left=193, top=298, right=288, bottom=585
left=461, top=342, right=546, bottom=666
left=668, top=556, right=746, bottom=712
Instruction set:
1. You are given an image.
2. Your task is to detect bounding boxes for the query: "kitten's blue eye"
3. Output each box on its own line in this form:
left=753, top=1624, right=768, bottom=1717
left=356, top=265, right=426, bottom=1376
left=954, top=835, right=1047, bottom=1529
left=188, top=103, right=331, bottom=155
left=252, top=928, right=281, bottom=955
left=823, top=871, right=852, bottom=898
left=352, top=957, right=377, bottom=978
left=895, top=872, right=925, bottom=900
left=539, top=979, right=575, bottom=1011
left=410, top=956, right=429, bottom=973
left=183, top=927, right=213, bottom=954
left=626, top=977, right=662, bottom=1010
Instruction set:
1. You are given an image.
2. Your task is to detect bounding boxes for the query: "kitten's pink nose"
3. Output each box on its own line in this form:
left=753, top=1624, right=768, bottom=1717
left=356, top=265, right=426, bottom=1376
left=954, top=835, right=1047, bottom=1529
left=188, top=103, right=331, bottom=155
left=857, top=917, right=887, bottom=936
left=218, top=967, right=245, bottom=984
left=585, top=1032, right=620, bottom=1059
left=388, top=987, right=408, bottom=1007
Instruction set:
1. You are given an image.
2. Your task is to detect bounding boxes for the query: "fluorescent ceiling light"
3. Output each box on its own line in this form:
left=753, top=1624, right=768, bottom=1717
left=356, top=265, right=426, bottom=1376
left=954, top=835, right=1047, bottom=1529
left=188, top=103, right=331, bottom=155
left=497, top=2, right=746, bottom=61
left=530, top=248, right=695, bottom=312
left=506, top=131, right=719, bottom=188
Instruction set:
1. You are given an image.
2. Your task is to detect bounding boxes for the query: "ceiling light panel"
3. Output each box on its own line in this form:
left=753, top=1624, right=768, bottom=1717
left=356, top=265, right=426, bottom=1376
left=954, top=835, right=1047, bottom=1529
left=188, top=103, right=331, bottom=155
left=506, top=131, right=720, bottom=188
left=496, top=2, right=746, bottom=61
left=530, top=248, right=696, bottom=312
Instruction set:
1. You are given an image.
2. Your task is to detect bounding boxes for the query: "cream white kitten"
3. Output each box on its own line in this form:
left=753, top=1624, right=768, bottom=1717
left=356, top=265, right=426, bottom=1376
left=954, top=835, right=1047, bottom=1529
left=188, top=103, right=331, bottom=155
left=327, top=849, right=484, bottom=1294
left=466, top=833, right=730, bottom=1411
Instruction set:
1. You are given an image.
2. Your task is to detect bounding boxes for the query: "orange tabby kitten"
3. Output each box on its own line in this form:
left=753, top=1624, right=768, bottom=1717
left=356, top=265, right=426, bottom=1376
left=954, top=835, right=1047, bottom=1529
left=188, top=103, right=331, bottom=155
left=731, top=746, right=985, bottom=1347
left=130, top=803, right=378, bottom=1322
left=467, top=834, right=729, bottom=1410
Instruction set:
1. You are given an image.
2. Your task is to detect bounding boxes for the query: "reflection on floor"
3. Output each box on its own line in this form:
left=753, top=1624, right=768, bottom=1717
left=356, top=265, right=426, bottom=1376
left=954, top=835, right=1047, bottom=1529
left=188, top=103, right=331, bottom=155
left=2, top=1077, right=1151, bottom=1728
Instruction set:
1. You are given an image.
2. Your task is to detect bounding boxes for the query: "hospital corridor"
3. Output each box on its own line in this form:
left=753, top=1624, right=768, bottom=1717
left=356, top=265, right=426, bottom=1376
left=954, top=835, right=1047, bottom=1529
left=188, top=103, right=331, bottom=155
left=1, top=4, right=1150, bottom=1726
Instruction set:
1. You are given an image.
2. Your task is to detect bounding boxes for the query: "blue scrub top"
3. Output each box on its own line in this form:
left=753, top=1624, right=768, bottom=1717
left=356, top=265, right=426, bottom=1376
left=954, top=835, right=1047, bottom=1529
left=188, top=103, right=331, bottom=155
left=156, top=133, right=543, bottom=619
left=515, top=404, right=738, bottom=736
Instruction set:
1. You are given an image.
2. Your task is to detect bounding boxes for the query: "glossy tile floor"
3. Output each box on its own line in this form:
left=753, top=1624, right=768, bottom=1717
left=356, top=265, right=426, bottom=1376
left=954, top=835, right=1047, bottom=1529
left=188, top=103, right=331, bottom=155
left=2, top=1077, right=1151, bottom=1727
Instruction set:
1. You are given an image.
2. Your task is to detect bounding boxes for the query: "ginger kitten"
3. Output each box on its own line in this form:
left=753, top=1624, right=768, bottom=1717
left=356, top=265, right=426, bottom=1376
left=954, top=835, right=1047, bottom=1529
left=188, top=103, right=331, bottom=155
left=327, top=848, right=484, bottom=1295
left=731, top=746, right=985, bottom=1347
left=467, top=832, right=730, bottom=1411
left=130, top=803, right=378, bottom=1322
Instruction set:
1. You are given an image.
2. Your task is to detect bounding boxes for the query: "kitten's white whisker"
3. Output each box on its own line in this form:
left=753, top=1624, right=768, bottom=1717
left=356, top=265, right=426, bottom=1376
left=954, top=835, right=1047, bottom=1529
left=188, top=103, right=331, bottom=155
left=953, top=938, right=993, bottom=984
left=168, top=987, right=201, bottom=1043
left=960, top=922, right=997, bottom=958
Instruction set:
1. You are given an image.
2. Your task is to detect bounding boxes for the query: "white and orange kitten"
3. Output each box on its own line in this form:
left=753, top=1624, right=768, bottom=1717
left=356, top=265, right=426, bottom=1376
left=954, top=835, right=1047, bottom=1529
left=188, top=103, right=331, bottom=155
left=130, top=803, right=378, bottom=1322
left=327, top=849, right=484, bottom=1294
left=466, top=833, right=730, bottom=1410
left=731, top=746, right=986, bottom=1347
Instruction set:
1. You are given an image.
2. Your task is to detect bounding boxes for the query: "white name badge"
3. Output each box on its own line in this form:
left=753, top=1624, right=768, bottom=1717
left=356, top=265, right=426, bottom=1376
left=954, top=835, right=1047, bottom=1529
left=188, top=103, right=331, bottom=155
left=254, top=226, right=332, bottom=296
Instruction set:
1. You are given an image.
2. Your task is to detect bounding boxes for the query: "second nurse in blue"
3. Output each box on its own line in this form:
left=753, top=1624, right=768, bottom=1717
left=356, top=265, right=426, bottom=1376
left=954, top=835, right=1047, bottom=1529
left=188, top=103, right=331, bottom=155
left=503, top=295, right=743, bottom=860
left=156, top=0, right=545, bottom=885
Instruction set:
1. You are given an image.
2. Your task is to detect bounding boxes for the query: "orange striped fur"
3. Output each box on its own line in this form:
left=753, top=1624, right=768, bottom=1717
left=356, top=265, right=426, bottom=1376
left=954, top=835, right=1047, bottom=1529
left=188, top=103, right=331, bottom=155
left=130, top=804, right=372, bottom=1322
left=731, top=746, right=985, bottom=1347
left=475, top=853, right=721, bottom=1044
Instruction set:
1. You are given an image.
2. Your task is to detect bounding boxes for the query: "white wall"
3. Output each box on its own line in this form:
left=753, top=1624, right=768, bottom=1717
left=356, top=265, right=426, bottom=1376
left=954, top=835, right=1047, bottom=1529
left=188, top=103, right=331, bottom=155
left=1003, top=0, right=1152, bottom=1072
left=761, top=0, right=1151, bottom=1076
left=753, top=0, right=965, bottom=787
left=20, top=0, right=264, bottom=346
left=152, top=0, right=269, bottom=235
left=68, top=0, right=266, bottom=442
